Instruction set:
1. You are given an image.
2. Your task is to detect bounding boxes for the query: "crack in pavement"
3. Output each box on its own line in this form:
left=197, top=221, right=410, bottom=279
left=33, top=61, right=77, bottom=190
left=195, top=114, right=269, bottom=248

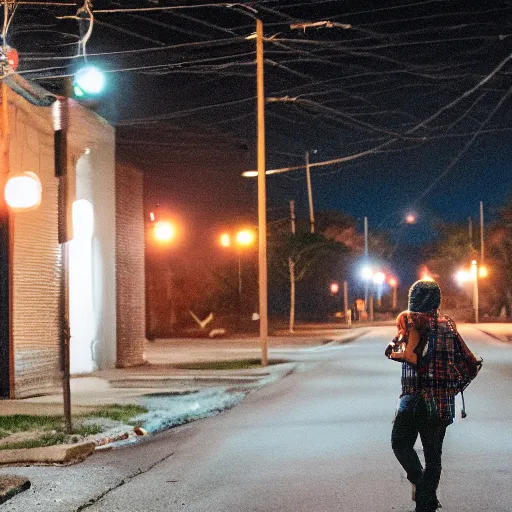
left=75, top=452, right=175, bottom=511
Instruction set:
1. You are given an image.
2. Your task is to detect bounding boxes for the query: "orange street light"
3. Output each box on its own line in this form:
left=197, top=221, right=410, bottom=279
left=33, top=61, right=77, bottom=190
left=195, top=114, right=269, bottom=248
left=220, top=228, right=256, bottom=321
left=154, top=221, right=175, bottom=242
left=236, top=229, right=256, bottom=247
left=220, top=232, right=231, bottom=248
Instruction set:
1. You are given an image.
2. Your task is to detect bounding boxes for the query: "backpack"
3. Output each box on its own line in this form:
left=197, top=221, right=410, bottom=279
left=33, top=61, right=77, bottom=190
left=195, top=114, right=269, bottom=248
left=446, top=316, right=483, bottom=417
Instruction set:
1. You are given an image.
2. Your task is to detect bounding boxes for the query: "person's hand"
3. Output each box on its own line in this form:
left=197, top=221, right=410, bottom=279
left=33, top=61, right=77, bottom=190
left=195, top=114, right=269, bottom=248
left=385, top=342, right=396, bottom=358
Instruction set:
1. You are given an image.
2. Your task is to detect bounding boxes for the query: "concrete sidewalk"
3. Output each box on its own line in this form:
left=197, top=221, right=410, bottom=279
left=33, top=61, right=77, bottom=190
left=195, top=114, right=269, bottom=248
left=2, top=328, right=365, bottom=415
left=0, top=327, right=367, bottom=478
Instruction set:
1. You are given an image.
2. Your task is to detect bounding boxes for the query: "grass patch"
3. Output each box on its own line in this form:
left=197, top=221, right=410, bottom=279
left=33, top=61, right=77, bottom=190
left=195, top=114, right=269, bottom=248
left=1, top=433, right=67, bottom=450
left=174, top=359, right=288, bottom=371
left=84, top=404, right=147, bottom=423
left=0, top=404, right=148, bottom=450
left=0, top=415, right=62, bottom=433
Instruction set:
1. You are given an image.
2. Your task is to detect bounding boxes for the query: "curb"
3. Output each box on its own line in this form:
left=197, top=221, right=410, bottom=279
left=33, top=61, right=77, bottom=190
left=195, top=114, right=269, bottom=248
left=0, top=441, right=96, bottom=466
left=0, top=475, right=31, bottom=505
left=476, top=329, right=510, bottom=343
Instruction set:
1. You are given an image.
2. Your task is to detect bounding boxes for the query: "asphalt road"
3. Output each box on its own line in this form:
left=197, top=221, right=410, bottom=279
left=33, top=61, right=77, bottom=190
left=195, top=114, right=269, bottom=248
left=1, top=325, right=510, bottom=512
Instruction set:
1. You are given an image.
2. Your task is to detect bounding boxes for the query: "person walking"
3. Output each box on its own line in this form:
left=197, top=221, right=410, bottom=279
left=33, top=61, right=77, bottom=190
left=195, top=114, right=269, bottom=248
left=385, top=279, right=481, bottom=512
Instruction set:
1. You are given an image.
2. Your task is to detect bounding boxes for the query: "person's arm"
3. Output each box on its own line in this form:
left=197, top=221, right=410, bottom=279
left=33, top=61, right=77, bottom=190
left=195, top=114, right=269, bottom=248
left=390, top=327, right=419, bottom=365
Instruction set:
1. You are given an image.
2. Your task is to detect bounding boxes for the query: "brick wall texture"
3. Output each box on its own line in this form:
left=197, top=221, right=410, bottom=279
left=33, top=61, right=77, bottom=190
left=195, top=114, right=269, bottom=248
left=11, top=109, right=61, bottom=398
left=115, top=162, right=145, bottom=367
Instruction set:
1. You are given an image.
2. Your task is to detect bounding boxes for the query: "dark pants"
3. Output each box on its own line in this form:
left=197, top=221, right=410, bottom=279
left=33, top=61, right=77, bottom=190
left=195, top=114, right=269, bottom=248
left=391, top=395, right=447, bottom=512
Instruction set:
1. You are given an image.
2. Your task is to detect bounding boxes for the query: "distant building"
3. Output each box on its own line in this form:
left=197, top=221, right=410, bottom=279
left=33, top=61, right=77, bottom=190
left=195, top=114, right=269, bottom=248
left=0, top=83, right=145, bottom=399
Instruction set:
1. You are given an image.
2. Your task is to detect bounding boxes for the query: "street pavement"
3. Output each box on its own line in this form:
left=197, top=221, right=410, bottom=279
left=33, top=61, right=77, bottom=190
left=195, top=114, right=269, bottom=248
left=0, top=324, right=510, bottom=511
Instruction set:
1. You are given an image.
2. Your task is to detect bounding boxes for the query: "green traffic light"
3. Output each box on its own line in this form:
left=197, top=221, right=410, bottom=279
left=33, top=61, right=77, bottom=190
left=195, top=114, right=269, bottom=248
left=73, top=66, right=105, bottom=96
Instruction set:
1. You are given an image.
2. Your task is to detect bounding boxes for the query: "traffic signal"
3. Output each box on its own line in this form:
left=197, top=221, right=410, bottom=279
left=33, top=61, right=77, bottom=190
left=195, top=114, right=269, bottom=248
left=73, top=65, right=105, bottom=98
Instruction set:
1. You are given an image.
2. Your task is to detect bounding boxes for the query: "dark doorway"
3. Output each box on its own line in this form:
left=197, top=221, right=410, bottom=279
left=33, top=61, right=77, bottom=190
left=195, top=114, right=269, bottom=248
left=0, top=212, right=10, bottom=398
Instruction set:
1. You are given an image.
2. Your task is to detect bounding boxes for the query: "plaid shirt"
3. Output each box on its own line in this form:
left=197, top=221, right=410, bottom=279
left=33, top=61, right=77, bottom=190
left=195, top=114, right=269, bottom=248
left=400, top=314, right=461, bottom=424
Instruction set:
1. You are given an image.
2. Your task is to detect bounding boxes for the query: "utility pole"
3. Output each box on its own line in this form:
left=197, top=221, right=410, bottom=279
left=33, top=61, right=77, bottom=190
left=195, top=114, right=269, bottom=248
left=305, top=151, right=315, bottom=233
left=480, top=201, right=484, bottom=263
left=343, top=280, right=351, bottom=327
left=256, top=19, right=268, bottom=366
left=364, top=216, right=369, bottom=311
left=472, top=259, right=479, bottom=323
left=288, top=199, right=296, bottom=333
left=289, top=199, right=296, bottom=235
left=0, top=82, right=13, bottom=399
left=468, top=216, right=473, bottom=251
left=54, top=94, right=72, bottom=433
left=364, top=216, right=368, bottom=257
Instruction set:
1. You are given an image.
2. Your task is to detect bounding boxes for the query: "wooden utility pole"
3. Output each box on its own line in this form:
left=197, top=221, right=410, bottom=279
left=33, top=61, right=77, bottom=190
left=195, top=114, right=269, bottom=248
left=480, top=201, right=484, bottom=263
left=364, top=216, right=369, bottom=311
left=289, top=199, right=296, bottom=235
left=288, top=200, right=296, bottom=333
left=0, top=82, right=13, bottom=398
left=54, top=95, right=72, bottom=433
left=256, top=19, right=268, bottom=366
left=468, top=216, right=473, bottom=251
left=305, top=151, right=315, bottom=233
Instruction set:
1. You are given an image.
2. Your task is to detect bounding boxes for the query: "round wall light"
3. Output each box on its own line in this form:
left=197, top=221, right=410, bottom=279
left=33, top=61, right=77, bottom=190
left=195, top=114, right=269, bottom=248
left=4, top=171, right=42, bottom=211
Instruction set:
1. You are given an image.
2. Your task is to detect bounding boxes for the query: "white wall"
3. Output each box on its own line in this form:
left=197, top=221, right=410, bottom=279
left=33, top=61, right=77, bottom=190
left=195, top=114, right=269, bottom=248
left=71, top=140, right=116, bottom=372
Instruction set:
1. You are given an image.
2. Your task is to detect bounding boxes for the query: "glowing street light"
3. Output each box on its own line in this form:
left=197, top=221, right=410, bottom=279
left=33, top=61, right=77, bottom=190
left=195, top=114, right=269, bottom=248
left=220, top=233, right=231, bottom=247
left=361, top=265, right=373, bottom=281
left=455, top=260, right=489, bottom=323
left=373, top=271, right=386, bottom=284
left=220, top=229, right=257, bottom=318
left=330, top=282, right=340, bottom=295
left=154, top=221, right=175, bottom=242
left=236, top=229, right=256, bottom=246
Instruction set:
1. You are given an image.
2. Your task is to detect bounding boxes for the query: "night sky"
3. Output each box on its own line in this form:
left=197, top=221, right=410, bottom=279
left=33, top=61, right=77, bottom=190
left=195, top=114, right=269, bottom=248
left=7, top=0, right=512, bottom=284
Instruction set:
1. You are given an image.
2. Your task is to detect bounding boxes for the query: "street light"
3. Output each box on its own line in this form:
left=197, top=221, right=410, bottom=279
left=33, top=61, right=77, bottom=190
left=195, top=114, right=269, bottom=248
left=220, top=229, right=256, bottom=323
left=389, top=277, right=398, bottom=311
left=154, top=221, right=175, bottom=243
left=455, top=260, right=488, bottom=323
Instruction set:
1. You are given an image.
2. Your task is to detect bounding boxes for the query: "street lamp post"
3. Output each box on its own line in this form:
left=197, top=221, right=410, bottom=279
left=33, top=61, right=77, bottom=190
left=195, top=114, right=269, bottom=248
left=455, top=260, right=487, bottom=323
left=220, top=229, right=256, bottom=327
left=471, top=260, right=479, bottom=323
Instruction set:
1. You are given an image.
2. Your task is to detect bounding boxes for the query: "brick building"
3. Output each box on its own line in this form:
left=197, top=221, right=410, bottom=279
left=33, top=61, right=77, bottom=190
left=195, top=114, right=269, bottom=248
left=0, top=84, right=145, bottom=399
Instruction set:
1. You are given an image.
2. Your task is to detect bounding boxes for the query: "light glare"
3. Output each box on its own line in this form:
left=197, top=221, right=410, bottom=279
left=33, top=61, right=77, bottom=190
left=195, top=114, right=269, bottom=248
left=154, top=221, right=175, bottom=242
left=236, top=229, right=255, bottom=246
left=361, top=265, right=373, bottom=280
left=220, top=233, right=231, bottom=247
left=373, top=271, right=386, bottom=284
left=4, top=172, right=42, bottom=210
left=74, top=66, right=105, bottom=95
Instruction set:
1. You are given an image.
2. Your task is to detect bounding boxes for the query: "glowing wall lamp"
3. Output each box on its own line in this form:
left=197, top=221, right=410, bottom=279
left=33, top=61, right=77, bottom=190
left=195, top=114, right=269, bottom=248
left=4, top=171, right=42, bottom=211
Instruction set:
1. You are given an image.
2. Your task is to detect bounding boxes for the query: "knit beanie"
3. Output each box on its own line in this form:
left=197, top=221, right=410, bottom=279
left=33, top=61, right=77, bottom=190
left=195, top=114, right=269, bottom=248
left=408, top=280, right=441, bottom=313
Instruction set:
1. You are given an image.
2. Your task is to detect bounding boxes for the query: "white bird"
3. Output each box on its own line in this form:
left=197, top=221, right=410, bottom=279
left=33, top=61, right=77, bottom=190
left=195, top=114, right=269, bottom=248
left=189, top=310, right=214, bottom=329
